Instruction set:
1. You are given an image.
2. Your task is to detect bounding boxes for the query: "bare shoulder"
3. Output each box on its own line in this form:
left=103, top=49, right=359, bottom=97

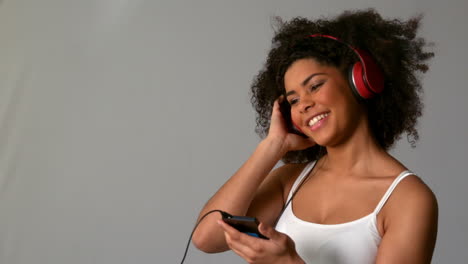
left=376, top=174, right=439, bottom=263
left=381, top=174, right=438, bottom=244
left=271, top=162, right=309, bottom=185
left=386, top=174, right=438, bottom=216
left=268, top=162, right=311, bottom=199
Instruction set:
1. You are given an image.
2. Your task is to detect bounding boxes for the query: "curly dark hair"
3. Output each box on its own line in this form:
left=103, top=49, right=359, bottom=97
left=250, top=9, right=434, bottom=163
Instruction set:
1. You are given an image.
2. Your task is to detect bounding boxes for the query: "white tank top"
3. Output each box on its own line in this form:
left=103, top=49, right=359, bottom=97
left=275, top=161, right=414, bottom=264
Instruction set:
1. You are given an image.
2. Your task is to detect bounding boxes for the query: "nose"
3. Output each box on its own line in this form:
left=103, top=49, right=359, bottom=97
left=299, top=97, right=314, bottom=114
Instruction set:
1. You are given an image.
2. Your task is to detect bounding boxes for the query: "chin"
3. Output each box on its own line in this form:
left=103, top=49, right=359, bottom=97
left=309, top=134, right=333, bottom=147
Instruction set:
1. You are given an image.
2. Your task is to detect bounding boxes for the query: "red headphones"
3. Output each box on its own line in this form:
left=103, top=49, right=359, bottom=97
left=309, top=34, right=384, bottom=99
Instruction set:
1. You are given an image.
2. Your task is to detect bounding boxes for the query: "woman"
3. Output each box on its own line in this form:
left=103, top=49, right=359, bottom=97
left=192, top=9, right=438, bottom=264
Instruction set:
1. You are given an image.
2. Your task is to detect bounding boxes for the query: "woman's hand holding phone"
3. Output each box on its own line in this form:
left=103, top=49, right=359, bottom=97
left=218, top=219, right=305, bottom=264
left=266, top=97, right=316, bottom=154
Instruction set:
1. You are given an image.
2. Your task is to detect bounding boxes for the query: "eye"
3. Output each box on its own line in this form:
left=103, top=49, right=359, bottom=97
left=310, top=81, right=324, bottom=91
left=289, top=97, right=299, bottom=105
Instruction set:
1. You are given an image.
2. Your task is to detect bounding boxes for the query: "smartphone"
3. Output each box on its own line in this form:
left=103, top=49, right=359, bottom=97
left=222, top=214, right=269, bottom=239
left=279, top=98, right=308, bottom=138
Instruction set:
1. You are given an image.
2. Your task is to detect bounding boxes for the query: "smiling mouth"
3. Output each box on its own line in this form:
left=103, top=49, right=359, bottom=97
left=308, top=112, right=330, bottom=127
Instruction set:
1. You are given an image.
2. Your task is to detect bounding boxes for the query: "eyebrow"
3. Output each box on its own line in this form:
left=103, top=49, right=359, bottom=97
left=285, top=72, right=326, bottom=97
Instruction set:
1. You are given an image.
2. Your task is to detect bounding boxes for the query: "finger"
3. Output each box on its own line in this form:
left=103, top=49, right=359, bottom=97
left=230, top=247, right=251, bottom=262
left=224, top=232, right=257, bottom=261
left=219, top=221, right=260, bottom=260
left=258, top=222, right=284, bottom=241
left=278, top=95, right=285, bottom=104
left=217, top=220, right=241, bottom=237
left=270, top=98, right=287, bottom=127
left=272, top=98, right=281, bottom=114
left=218, top=220, right=262, bottom=245
left=273, top=95, right=287, bottom=110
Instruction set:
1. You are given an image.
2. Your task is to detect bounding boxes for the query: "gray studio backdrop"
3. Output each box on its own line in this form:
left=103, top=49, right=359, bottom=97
left=0, top=0, right=466, bottom=263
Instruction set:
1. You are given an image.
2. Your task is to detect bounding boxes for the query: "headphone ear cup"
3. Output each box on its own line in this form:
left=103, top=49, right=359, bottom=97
left=348, top=61, right=375, bottom=99
left=348, top=64, right=363, bottom=100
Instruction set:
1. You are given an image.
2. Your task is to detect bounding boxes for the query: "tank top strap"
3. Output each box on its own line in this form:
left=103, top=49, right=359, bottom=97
left=373, top=170, right=415, bottom=215
left=287, top=161, right=317, bottom=200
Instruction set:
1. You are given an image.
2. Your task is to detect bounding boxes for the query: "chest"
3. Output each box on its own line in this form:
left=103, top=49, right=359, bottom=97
left=275, top=211, right=381, bottom=264
left=290, top=175, right=392, bottom=229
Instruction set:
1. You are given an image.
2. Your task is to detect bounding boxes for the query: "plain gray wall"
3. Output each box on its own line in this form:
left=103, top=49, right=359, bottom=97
left=0, top=0, right=466, bottom=263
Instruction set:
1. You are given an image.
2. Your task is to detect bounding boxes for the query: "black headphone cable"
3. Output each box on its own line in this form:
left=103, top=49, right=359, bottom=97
left=179, top=209, right=231, bottom=264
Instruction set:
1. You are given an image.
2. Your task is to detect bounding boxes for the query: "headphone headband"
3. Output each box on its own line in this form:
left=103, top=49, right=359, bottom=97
left=308, top=34, right=384, bottom=98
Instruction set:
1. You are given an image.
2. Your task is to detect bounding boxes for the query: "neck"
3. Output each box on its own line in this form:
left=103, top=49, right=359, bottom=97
left=321, top=120, right=388, bottom=177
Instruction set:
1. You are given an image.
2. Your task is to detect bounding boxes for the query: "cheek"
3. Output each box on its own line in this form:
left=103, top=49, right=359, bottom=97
left=291, top=110, right=302, bottom=127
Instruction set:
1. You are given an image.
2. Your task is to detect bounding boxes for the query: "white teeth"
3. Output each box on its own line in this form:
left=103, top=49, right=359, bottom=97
left=308, top=113, right=329, bottom=127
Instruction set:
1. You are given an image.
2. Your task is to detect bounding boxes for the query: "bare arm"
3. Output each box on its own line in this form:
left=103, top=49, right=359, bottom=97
left=192, top=138, right=287, bottom=253
left=375, top=176, right=438, bottom=264
left=192, top=98, right=315, bottom=253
